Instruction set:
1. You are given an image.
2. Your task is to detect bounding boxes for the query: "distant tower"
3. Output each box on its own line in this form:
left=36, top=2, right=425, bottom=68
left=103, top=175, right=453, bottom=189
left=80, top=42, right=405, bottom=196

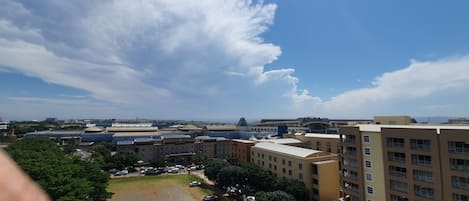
left=237, top=117, right=248, bottom=127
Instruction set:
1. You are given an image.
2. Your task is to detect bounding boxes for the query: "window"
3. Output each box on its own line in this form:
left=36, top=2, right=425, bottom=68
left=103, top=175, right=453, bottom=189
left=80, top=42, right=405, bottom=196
left=326, top=142, right=332, bottom=152
left=410, top=139, right=431, bottom=151
left=288, top=161, right=292, bottom=166
left=449, top=141, right=469, bottom=154
left=269, top=163, right=272, bottom=168
left=414, top=185, right=434, bottom=199
left=257, top=153, right=260, bottom=157
left=413, top=169, right=433, bottom=183
left=257, top=160, right=260, bottom=165
left=261, top=161, right=264, bottom=166
left=389, top=166, right=407, bottom=177
left=274, top=157, right=277, bottom=162
left=269, top=155, right=271, bottom=160
left=391, top=194, right=408, bottom=201
left=282, top=168, right=285, bottom=173
left=345, top=146, right=357, bottom=156
left=298, top=163, right=303, bottom=170
left=298, top=173, right=303, bottom=180
left=344, top=159, right=358, bottom=168
left=316, top=141, right=321, bottom=150
left=364, top=135, right=370, bottom=143
left=288, top=170, right=292, bottom=176
left=282, top=159, right=285, bottom=165
left=312, top=178, right=318, bottom=185
left=312, top=165, right=318, bottom=174
left=412, top=154, right=432, bottom=166
left=262, top=153, right=264, bottom=158
left=453, top=193, right=469, bottom=201
left=367, top=186, right=374, bottom=194
left=390, top=180, right=408, bottom=193
left=344, top=135, right=356, bottom=144
left=365, top=160, right=372, bottom=168
left=343, top=170, right=358, bottom=180
left=274, top=165, right=277, bottom=170
left=388, top=152, right=406, bottom=163
left=451, top=158, right=469, bottom=172
left=364, top=148, right=371, bottom=156
left=387, top=138, right=404, bottom=148
left=452, top=176, right=469, bottom=190
left=366, top=173, right=373, bottom=181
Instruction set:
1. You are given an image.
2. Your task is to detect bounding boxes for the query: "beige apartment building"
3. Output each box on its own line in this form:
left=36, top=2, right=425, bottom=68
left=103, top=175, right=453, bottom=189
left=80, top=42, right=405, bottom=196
left=340, top=124, right=469, bottom=201
left=251, top=142, right=340, bottom=201
left=285, top=133, right=342, bottom=154
left=231, top=139, right=256, bottom=163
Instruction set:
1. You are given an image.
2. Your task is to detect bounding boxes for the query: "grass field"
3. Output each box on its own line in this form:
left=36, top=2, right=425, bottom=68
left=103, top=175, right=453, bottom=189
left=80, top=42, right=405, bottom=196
left=108, top=174, right=213, bottom=201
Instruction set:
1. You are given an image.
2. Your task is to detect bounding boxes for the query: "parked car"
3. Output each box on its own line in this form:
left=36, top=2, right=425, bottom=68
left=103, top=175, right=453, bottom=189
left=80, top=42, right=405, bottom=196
left=114, top=170, right=128, bottom=176
left=175, top=164, right=185, bottom=169
left=190, top=181, right=202, bottom=187
left=108, top=168, right=119, bottom=174
left=203, top=195, right=219, bottom=201
left=144, top=169, right=160, bottom=176
left=247, top=196, right=256, bottom=201
left=189, top=166, right=197, bottom=171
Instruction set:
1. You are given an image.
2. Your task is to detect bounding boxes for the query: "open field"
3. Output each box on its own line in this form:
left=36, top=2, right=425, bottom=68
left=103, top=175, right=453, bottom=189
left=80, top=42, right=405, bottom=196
left=108, top=174, right=213, bottom=201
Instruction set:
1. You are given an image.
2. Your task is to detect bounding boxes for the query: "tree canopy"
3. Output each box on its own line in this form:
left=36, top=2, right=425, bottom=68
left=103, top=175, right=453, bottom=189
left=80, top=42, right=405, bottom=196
left=5, top=137, right=111, bottom=201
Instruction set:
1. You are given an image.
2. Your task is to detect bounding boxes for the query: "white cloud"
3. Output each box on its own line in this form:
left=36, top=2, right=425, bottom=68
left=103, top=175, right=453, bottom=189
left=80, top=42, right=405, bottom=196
left=292, top=55, right=469, bottom=117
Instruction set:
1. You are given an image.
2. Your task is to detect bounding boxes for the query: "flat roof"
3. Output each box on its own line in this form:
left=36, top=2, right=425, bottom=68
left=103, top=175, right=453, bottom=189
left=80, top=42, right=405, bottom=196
left=106, top=127, right=158, bottom=132
left=253, top=142, right=321, bottom=158
left=112, top=132, right=161, bottom=137
left=357, top=124, right=469, bottom=134
left=161, top=134, right=191, bottom=139
left=259, top=138, right=303, bottom=144
left=232, top=139, right=256, bottom=144
left=312, top=159, right=337, bottom=165
left=116, top=140, right=134, bottom=145
left=303, top=133, right=340, bottom=139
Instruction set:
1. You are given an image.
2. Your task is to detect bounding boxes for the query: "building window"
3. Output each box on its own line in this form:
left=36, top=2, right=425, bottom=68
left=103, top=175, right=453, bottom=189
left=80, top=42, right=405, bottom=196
left=257, top=160, right=260, bottom=165
left=326, top=142, right=332, bottom=152
left=388, top=152, right=406, bottom=163
left=366, top=173, right=373, bottom=181
left=288, top=161, right=292, bottom=166
left=344, top=159, right=358, bottom=168
left=365, top=160, right=372, bottom=168
left=452, top=176, right=469, bottom=190
left=312, top=178, right=318, bottom=185
left=390, top=180, right=408, bottom=193
left=274, top=165, right=277, bottom=170
left=261, top=161, right=264, bottom=166
left=449, top=141, right=469, bottom=154
left=413, top=169, right=433, bottom=183
left=387, top=138, right=404, bottom=148
left=298, top=173, right=303, bottom=180
left=282, top=168, right=285, bottom=173
left=391, top=194, right=409, bottom=201
left=414, top=185, right=434, bottom=199
left=453, top=193, right=469, bottom=201
left=364, top=148, right=371, bottom=156
left=345, top=146, right=357, bottom=156
left=410, top=139, right=432, bottom=151
left=257, top=153, right=260, bottom=157
left=316, top=141, right=321, bottom=150
left=363, top=135, right=370, bottom=143
left=262, top=154, right=264, bottom=158
left=367, top=186, right=374, bottom=194
left=451, top=158, right=469, bottom=172
left=412, top=154, right=432, bottom=166
left=299, top=164, right=303, bottom=170
left=312, top=165, right=318, bottom=174
left=344, top=135, right=356, bottom=144
left=389, top=166, right=407, bottom=178
left=274, top=157, right=277, bottom=162
left=282, top=159, right=285, bottom=165
left=288, top=170, right=292, bottom=176
left=269, top=155, right=271, bottom=161
left=269, top=163, right=272, bottom=168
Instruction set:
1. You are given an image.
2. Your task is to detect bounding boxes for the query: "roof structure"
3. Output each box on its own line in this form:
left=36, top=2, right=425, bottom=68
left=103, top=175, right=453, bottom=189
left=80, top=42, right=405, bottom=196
left=303, top=133, right=341, bottom=139
left=232, top=139, right=256, bottom=144
left=205, top=125, right=238, bottom=131
left=116, top=140, right=134, bottom=145
left=357, top=124, right=469, bottom=134
left=258, top=138, right=303, bottom=144
left=253, top=142, right=322, bottom=158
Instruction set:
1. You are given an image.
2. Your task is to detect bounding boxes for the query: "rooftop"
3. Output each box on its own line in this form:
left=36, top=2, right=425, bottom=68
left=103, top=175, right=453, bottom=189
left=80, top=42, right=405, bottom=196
left=106, top=127, right=158, bottom=132
left=253, top=142, right=322, bottom=158
left=112, top=132, right=161, bottom=137
left=258, top=138, right=303, bottom=144
left=303, top=133, right=340, bottom=139
left=357, top=124, right=469, bottom=134
left=205, top=125, right=238, bottom=131
left=116, top=140, right=134, bottom=145
left=232, top=139, right=256, bottom=144
left=161, top=134, right=192, bottom=139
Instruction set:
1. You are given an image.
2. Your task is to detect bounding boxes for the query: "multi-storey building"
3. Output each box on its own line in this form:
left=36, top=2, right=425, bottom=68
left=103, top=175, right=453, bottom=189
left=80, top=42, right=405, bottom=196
left=339, top=124, right=469, bottom=201
left=285, top=133, right=342, bottom=154
left=251, top=142, right=340, bottom=201
left=231, top=139, right=256, bottom=163
left=195, top=136, right=231, bottom=159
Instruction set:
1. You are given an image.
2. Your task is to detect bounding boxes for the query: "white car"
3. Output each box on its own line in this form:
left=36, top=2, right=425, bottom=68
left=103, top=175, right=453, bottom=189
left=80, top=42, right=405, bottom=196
left=190, top=181, right=202, bottom=187
left=247, top=196, right=255, bottom=201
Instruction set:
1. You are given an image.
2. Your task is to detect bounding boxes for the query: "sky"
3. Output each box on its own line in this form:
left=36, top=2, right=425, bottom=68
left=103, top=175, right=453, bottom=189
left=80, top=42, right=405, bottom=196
left=0, top=0, right=469, bottom=121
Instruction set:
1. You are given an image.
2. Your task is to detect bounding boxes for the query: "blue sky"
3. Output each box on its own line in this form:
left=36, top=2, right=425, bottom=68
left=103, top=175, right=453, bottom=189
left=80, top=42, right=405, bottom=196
left=1, top=0, right=469, bottom=121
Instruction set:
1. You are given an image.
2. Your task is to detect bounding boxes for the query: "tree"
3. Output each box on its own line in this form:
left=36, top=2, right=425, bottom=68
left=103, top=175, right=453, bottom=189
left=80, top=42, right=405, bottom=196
left=5, top=137, right=111, bottom=201
left=255, top=191, right=296, bottom=201
left=204, top=159, right=230, bottom=181
left=216, top=166, right=247, bottom=187
left=111, top=151, right=139, bottom=169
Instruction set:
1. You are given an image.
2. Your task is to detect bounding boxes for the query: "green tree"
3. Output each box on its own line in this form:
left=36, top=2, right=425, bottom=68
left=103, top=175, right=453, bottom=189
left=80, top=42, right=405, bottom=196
left=216, top=165, right=247, bottom=187
left=204, top=159, right=230, bottom=181
left=255, top=191, right=296, bottom=201
left=111, top=151, right=139, bottom=169
left=5, top=137, right=111, bottom=201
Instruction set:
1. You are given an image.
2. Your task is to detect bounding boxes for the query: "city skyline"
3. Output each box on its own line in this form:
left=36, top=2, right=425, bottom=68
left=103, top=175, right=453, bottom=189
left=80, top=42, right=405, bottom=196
left=1, top=0, right=469, bottom=120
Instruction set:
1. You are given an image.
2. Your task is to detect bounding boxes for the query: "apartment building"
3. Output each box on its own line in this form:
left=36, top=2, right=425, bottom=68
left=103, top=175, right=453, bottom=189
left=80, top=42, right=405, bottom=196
left=339, top=124, right=469, bottom=201
left=195, top=136, right=231, bottom=159
left=285, top=133, right=342, bottom=154
left=231, top=139, right=256, bottom=163
left=251, top=142, right=340, bottom=201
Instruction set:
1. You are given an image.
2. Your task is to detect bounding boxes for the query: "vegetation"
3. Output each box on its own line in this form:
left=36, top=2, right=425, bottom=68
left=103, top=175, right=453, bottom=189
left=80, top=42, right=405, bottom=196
left=204, top=160, right=310, bottom=201
left=5, top=137, right=111, bottom=201
left=8, top=121, right=82, bottom=136
left=255, top=191, right=296, bottom=201
left=111, top=152, right=140, bottom=169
